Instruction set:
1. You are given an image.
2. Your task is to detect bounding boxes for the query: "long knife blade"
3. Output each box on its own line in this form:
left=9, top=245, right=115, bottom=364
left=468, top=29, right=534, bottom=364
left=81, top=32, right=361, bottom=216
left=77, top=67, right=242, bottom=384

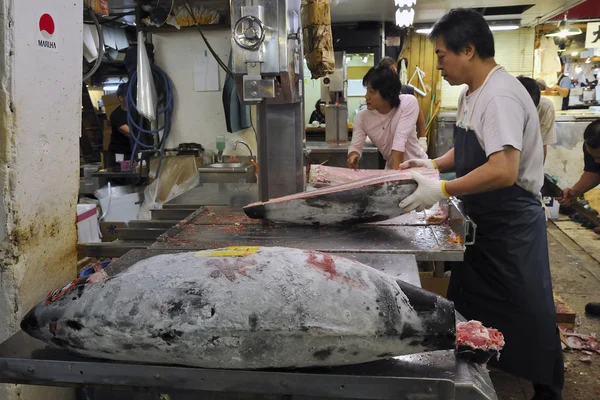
left=542, top=174, right=600, bottom=228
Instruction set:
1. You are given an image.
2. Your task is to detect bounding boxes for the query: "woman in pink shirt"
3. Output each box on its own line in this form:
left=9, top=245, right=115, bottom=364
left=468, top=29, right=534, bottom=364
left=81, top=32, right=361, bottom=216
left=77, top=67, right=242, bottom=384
left=347, top=66, right=427, bottom=170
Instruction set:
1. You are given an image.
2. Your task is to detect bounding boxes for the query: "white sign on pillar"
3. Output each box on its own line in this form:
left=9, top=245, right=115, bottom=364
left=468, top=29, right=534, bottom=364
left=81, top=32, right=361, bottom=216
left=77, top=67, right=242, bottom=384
left=585, top=22, right=600, bottom=49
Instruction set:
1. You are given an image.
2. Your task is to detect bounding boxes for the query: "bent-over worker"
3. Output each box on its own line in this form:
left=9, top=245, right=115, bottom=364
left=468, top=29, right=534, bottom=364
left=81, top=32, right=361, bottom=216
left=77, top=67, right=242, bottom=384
left=557, top=119, right=600, bottom=317
left=398, top=8, right=563, bottom=399
left=108, top=83, right=132, bottom=160
left=347, top=66, right=427, bottom=170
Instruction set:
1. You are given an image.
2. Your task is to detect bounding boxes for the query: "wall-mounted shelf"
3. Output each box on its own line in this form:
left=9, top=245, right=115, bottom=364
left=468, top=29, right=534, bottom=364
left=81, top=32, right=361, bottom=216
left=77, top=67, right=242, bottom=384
left=138, top=22, right=230, bottom=34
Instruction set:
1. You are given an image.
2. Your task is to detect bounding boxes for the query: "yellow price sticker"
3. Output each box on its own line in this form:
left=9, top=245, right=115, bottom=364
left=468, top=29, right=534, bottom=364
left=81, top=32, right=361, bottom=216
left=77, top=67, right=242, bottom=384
left=195, top=246, right=261, bottom=258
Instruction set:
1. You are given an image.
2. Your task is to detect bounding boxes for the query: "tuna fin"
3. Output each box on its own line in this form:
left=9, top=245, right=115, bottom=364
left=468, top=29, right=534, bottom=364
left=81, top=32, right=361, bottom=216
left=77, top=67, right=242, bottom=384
left=243, top=203, right=266, bottom=219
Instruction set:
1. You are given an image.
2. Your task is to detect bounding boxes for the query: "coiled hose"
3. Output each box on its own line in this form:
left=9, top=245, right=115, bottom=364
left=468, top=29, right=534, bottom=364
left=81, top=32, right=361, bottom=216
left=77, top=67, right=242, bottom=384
left=126, top=63, right=174, bottom=179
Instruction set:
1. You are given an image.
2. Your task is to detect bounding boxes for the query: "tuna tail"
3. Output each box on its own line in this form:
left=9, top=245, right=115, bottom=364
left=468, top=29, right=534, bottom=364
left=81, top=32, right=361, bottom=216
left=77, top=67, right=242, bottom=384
left=20, top=308, right=40, bottom=337
left=243, top=203, right=266, bottom=219
left=397, top=280, right=456, bottom=350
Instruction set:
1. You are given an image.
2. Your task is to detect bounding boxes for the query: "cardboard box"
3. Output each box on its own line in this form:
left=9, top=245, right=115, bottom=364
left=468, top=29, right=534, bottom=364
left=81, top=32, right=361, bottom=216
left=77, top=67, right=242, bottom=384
left=419, top=271, right=449, bottom=298
left=85, top=0, right=109, bottom=16
left=102, top=94, right=120, bottom=151
left=99, top=221, right=126, bottom=242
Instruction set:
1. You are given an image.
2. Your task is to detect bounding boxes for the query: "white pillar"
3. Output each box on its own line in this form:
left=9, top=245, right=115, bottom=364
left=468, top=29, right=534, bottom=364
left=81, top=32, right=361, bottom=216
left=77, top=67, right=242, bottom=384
left=0, top=0, right=82, bottom=398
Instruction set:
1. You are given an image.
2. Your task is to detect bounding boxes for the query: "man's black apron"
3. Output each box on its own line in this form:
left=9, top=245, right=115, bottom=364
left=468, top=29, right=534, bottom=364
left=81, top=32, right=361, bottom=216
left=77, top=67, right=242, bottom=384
left=447, top=76, right=563, bottom=385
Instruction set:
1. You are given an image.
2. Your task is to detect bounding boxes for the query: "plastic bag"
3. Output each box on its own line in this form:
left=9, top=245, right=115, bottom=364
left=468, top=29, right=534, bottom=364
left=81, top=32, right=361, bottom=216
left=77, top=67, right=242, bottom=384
left=137, top=156, right=200, bottom=220
left=136, top=31, right=158, bottom=121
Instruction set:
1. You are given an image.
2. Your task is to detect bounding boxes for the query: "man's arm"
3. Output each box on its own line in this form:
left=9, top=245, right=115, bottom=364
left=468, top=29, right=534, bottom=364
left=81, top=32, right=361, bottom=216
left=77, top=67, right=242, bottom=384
left=543, top=145, right=547, bottom=163
left=432, top=148, right=455, bottom=173
left=572, top=172, right=600, bottom=194
left=445, top=147, right=519, bottom=196
left=558, top=172, right=600, bottom=206
left=118, top=124, right=130, bottom=137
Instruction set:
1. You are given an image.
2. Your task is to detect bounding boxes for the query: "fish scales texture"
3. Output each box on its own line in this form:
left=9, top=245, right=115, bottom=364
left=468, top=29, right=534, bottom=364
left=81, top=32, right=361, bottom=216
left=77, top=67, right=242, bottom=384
left=21, top=247, right=456, bottom=369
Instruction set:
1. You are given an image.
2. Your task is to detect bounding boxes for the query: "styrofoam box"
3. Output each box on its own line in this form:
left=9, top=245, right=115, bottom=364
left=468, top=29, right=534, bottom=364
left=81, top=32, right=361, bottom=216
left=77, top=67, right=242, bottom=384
left=99, top=192, right=143, bottom=223
left=77, top=204, right=101, bottom=243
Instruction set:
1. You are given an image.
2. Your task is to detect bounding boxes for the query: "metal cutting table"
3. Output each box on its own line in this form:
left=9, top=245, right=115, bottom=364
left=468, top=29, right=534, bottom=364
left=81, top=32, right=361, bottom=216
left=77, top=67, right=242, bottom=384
left=0, top=181, right=493, bottom=399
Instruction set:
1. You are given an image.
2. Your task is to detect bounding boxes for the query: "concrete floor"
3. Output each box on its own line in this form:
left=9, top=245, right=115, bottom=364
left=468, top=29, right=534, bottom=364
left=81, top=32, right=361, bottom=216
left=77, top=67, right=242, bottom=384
left=490, top=219, right=600, bottom=399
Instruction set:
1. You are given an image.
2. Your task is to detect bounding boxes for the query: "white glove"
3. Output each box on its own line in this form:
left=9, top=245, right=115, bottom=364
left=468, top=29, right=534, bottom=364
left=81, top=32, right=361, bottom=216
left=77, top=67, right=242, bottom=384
left=418, top=137, right=428, bottom=151
left=399, top=171, right=449, bottom=212
left=398, top=158, right=437, bottom=170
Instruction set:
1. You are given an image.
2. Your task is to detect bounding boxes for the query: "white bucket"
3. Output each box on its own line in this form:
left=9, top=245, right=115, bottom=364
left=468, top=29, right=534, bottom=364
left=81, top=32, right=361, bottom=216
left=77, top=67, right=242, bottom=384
left=544, top=197, right=560, bottom=221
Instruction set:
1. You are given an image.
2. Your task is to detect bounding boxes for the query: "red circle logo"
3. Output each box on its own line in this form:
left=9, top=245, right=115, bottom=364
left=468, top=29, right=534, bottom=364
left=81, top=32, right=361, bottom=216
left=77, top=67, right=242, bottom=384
left=39, top=14, right=55, bottom=39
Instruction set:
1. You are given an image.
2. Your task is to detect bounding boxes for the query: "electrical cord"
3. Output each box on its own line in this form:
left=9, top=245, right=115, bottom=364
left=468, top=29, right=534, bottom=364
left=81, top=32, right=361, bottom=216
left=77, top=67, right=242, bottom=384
left=83, top=6, right=105, bottom=82
left=126, top=63, right=174, bottom=179
left=182, top=0, right=234, bottom=78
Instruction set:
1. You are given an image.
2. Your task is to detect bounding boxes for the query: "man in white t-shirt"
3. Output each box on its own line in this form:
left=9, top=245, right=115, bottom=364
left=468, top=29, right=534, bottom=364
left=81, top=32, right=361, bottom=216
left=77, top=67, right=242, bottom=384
left=517, top=75, right=557, bottom=163
left=347, top=66, right=427, bottom=170
left=398, top=8, right=563, bottom=399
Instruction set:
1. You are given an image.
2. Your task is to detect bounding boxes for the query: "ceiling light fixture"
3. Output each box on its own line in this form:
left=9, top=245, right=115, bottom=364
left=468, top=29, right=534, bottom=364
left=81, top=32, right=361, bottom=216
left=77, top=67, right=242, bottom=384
left=395, top=0, right=416, bottom=28
left=395, top=8, right=415, bottom=27
left=395, top=0, right=416, bottom=6
left=414, top=21, right=519, bottom=35
left=545, top=13, right=582, bottom=38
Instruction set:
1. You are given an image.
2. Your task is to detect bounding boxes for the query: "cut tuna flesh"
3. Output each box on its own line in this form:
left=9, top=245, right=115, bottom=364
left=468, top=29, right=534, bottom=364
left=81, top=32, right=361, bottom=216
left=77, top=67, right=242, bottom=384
left=308, top=164, right=440, bottom=187
left=244, top=167, right=440, bottom=225
left=21, top=247, right=456, bottom=370
left=456, top=320, right=505, bottom=364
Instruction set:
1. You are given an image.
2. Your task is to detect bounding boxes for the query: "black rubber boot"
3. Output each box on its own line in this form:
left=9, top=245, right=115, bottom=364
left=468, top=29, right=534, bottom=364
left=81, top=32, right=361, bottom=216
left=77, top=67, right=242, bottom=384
left=585, top=302, right=600, bottom=317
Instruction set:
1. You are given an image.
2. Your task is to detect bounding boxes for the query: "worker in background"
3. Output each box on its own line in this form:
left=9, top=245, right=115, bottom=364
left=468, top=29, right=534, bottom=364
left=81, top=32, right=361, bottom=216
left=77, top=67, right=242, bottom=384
left=545, top=58, right=571, bottom=110
left=379, top=56, right=428, bottom=151
left=516, top=76, right=557, bottom=163
left=309, top=99, right=326, bottom=125
left=108, top=83, right=132, bottom=161
left=557, top=119, right=600, bottom=317
left=398, top=8, right=563, bottom=399
left=347, top=65, right=427, bottom=170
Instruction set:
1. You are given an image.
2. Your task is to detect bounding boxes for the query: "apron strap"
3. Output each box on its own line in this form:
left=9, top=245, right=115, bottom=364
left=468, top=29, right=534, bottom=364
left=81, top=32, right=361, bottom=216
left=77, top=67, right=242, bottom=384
left=456, top=65, right=503, bottom=131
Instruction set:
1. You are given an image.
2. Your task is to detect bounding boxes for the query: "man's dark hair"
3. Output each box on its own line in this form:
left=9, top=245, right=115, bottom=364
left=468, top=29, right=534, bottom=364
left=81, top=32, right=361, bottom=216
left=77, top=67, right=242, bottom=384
left=116, top=83, right=128, bottom=98
left=429, top=8, right=495, bottom=59
left=362, top=66, right=401, bottom=108
left=584, top=119, right=600, bottom=149
left=516, top=75, right=541, bottom=107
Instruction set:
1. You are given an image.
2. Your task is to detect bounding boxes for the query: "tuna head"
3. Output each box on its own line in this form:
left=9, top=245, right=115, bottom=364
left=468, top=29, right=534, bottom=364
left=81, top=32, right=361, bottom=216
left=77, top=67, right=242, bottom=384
left=21, top=272, right=108, bottom=348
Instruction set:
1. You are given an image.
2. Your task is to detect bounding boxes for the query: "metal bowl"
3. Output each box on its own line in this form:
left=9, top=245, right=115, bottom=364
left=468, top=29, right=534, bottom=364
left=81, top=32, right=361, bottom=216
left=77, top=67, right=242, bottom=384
left=205, top=163, right=246, bottom=168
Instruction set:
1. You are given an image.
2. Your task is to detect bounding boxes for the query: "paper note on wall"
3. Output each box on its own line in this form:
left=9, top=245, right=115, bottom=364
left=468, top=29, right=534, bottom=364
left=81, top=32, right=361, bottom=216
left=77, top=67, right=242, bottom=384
left=194, top=49, right=219, bottom=92
left=347, top=79, right=366, bottom=97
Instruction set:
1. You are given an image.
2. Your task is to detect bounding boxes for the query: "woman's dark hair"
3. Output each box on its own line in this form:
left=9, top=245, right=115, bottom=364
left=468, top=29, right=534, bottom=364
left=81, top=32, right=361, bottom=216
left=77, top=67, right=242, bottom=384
left=516, top=75, right=541, bottom=107
left=314, top=99, right=325, bottom=111
left=362, top=66, right=401, bottom=108
left=429, top=8, right=495, bottom=60
left=584, top=119, right=600, bottom=149
left=379, top=56, right=397, bottom=69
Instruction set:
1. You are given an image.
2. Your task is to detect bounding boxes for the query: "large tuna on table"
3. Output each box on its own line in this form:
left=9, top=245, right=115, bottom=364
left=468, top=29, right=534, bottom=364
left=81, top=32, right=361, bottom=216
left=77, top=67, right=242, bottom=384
left=245, top=167, right=440, bottom=225
left=21, top=247, right=455, bottom=369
